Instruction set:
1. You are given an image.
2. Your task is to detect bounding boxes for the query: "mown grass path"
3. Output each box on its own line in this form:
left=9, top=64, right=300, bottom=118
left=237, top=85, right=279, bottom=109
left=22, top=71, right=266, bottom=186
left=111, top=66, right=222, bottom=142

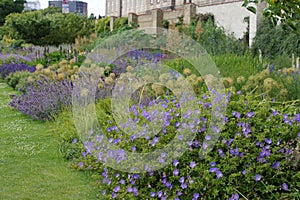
left=0, top=83, right=96, bottom=199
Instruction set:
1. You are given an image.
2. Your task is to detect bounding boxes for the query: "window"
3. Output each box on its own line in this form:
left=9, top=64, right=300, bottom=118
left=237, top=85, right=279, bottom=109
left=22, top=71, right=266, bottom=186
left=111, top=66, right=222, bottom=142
left=150, top=0, right=153, bottom=4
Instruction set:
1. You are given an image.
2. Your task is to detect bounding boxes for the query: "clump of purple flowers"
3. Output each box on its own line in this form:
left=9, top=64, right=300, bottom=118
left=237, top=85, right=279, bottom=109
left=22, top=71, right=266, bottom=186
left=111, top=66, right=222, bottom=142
left=0, top=63, right=35, bottom=79
left=110, top=49, right=168, bottom=77
left=10, top=77, right=73, bottom=121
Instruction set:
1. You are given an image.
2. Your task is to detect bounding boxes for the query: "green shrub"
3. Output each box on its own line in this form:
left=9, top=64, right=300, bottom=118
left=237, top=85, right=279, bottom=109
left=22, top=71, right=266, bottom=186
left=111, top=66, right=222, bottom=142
left=4, top=10, right=95, bottom=46
left=252, top=20, right=300, bottom=59
left=240, top=67, right=300, bottom=101
left=176, top=16, right=247, bottom=56
left=50, top=109, right=83, bottom=160
left=51, top=93, right=300, bottom=199
left=5, top=71, right=33, bottom=91
left=266, top=53, right=293, bottom=70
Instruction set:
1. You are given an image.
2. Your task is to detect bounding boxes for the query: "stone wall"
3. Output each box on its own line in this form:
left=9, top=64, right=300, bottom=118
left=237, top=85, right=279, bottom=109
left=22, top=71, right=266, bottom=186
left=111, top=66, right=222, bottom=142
left=196, top=1, right=265, bottom=45
left=163, top=9, right=184, bottom=24
left=110, top=2, right=265, bottom=46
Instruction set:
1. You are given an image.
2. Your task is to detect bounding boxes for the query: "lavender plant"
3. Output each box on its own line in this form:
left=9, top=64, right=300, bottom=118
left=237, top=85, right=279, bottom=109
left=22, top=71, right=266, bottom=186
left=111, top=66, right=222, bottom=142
left=108, top=49, right=168, bottom=77
left=0, top=63, right=35, bottom=79
left=9, top=77, right=73, bottom=121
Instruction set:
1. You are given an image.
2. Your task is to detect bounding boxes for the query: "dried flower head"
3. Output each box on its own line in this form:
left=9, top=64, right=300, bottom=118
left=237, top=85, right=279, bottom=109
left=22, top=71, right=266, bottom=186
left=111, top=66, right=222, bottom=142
left=105, top=77, right=114, bottom=85
left=237, top=76, right=245, bottom=84
left=126, top=66, right=134, bottom=72
left=159, top=73, right=171, bottom=83
left=105, top=66, right=111, bottom=71
left=222, top=77, right=233, bottom=88
left=151, top=83, right=164, bottom=95
left=109, top=73, right=116, bottom=79
left=183, top=68, right=191, bottom=76
left=36, top=64, right=44, bottom=71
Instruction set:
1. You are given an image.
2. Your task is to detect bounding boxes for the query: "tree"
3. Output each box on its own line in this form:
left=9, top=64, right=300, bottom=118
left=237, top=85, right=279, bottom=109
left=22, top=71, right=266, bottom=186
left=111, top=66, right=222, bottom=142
left=4, top=10, right=95, bottom=46
left=41, top=6, right=62, bottom=15
left=0, top=0, right=26, bottom=25
left=243, top=0, right=300, bottom=34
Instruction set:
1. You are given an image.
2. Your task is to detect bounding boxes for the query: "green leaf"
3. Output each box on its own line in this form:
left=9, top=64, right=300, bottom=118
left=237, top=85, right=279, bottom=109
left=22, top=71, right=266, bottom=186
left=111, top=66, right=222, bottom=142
left=247, top=6, right=257, bottom=14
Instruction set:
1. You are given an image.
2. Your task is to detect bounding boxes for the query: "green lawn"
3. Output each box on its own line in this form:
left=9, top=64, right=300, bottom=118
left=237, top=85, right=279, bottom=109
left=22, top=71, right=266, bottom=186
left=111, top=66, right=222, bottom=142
left=0, top=83, right=97, bottom=199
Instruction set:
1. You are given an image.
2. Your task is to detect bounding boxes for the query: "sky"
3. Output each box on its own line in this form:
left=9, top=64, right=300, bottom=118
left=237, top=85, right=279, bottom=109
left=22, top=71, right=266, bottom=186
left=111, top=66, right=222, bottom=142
left=39, top=0, right=106, bottom=16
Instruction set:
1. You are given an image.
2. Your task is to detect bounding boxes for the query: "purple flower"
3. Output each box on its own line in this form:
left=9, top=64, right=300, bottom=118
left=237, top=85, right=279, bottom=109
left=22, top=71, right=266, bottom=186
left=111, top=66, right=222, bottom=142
left=202, top=142, right=208, bottom=149
left=107, top=179, right=111, bottom=185
left=177, top=190, right=182, bottom=196
left=210, top=162, right=216, bottom=166
left=112, top=192, right=117, bottom=198
left=205, top=135, right=211, bottom=141
left=120, top=179, right=125, bottom=184
left=272, top=161, right=280, bottom=170
left=127, top=187, right=133, bottom=192
left=113, top=186, right=120, bottom=193
left=209, top=167, right=218, bottom=173
left=255, top=141, right=262, bottom=146
left=78, top=162, right=84, bottom=168
left=151, top=137, right=159, bottom=146
left=276, top=139, right=282, bottom=146
left=282, top=183, right=289, bottom=191
left=216, top=170, right=223, bottom=179
left=157, top=191, right=163, bottom=198
left=218, top=149, right=225, bottom=157
left=246, top=111, right=255, bottom=118
left=254, top=174, right=262, bottom=181
left=173, top=160, right=179, bottom=167
left=190, top=161, right=197, bottom=168
left=264, top=138, right=272, bottom=144
left=179, top=177, right=185, bottom=183
left=150, top=192, right=156, bottom=197
left=132, top=174, right=140, bottom=179
left=230, top=147, right=239, bottom=156
left=232, top=111, right=241, bottom=118
left=193, top=140, right=201, bottom=147
left=181, top=182, right=187, bottom=189
left=166, top=182, right=173, bottom=189
left=242, top=170, right=246, bottom=175
left=228, top=193, right=239, bottom=200
left=272, top=110, right=279, bottom=116
left=159, top=157, right=165, bottom=164
left=193, top=193, right=200, bottom=199
left=133, top=187, right=138, bottom=196
left=173, top=169, right=179, bottom=176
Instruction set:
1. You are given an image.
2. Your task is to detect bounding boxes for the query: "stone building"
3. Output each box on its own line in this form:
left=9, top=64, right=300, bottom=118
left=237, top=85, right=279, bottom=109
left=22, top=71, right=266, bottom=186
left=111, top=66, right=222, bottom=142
left=48, top=0, right=88, bottom=16
left=106, top=0, right=267, bottom=45
left=24, top=0, right=41, bottom=11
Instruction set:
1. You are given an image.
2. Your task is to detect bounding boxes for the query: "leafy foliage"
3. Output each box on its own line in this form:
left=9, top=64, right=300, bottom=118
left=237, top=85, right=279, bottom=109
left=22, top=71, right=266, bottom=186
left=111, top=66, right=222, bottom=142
left=252, top=20, right=300, bottom=59
left=52, top=93, right=300, bottom=199
left=176, top=16, right=248, bottom=55
left=96, top=17, right=132, bottom=38
left=4, top=10, right=95, bottom=46
left=243, top=0, right=300, bottom=34
left=4, top=71, right=33, bottom=91
left=0, top=0, right=25, bottom=25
